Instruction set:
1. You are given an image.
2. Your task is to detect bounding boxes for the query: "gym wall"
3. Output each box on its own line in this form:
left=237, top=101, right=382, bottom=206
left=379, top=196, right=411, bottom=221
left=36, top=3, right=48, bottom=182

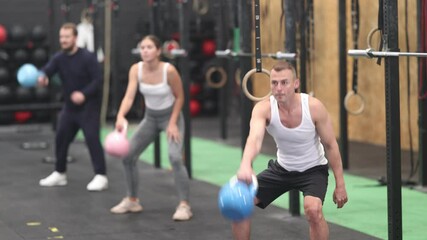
left=0, top=0, right=52, bottom=124
left=255, top=0, right=419, bottom=151
left=0, top=0, right=151, bottom=122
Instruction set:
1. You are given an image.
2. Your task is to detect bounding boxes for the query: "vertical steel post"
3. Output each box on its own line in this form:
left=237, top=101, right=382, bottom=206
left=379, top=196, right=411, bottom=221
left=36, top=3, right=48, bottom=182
left=101, top=0, right=112, bottom=128
left=148, top=0, right=162, bottom=169
left=383, top=0, right=402, bottom=239
left=418, top=0, right=427, bottom=186
left=238, top=0, right=253, bottom=152
left=299, top=1, right=307, bottom=93
left=215, top=0, right=229, bottom=140
left=177, top=0, right=192, bottom=178
left=339, top=0, right=349, bottom=169
left=283, top=0, right=300, bottom=217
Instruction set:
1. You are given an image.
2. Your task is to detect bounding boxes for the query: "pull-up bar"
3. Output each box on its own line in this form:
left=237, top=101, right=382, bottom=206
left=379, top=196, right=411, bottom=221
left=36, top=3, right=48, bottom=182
left=170, top=48, right=187, bottom=57
left=215, top=49, right=296, bottom=60
left=348, top=48, right=427, bottom=58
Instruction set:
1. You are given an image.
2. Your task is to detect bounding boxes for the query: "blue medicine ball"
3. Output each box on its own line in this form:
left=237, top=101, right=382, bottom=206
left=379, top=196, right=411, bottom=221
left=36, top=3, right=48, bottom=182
left=218, top=176, right=258, bottom=222
left=17, top=63, right=39, bottom=87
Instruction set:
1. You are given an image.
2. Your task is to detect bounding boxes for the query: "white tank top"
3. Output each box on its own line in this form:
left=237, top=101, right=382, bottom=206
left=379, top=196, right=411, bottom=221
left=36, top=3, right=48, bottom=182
left=266, top=93, right=328, bottom=172
left=138, top=62, right=175, bottom=110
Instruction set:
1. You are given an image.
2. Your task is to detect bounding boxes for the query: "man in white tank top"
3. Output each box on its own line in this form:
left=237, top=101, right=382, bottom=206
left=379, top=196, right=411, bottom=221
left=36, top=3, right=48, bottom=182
left=232, top=61, right=348, bottom=240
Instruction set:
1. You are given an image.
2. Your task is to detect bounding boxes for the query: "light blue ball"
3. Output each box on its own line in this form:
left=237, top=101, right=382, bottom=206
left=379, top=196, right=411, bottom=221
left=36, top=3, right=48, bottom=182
left=17, top=63, right=40, bottom=88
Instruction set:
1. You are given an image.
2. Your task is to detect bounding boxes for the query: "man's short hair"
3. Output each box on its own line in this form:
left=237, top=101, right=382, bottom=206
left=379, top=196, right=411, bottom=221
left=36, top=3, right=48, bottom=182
left=272, top=61, right=297, bottom=79
left=61, top=22, right=78, bottom=36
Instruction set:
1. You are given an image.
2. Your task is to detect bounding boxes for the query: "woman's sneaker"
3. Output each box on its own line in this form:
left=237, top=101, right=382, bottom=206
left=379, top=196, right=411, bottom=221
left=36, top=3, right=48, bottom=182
left=172, top=203, right=193, bottom=221
left=39, top=171, right=67, bottom=187
left=110, top=198, right=143, bottom=214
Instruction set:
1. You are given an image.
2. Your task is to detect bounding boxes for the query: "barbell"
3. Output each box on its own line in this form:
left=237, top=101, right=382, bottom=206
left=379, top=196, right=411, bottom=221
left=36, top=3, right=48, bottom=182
left=215, top=49, right=296, bottom=60
left=345, top=48, right=427, bottom=114
left=131, top=41, right=187, bottom=59
left=348, top=48, right=427, bottom=58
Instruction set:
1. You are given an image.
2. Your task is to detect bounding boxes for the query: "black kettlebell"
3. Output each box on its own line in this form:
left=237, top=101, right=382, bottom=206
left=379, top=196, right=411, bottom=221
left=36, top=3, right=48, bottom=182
left=13, top=49, right=29, bottom=65
left=32, top=48, right=48, bottom=67
left=31, top=25, right=47, bottom=42
left=9, top=25, right=27, bottom=43
left=0, top=85, right=13, bottom=103
left=35, top=86, right=50, bottom=102
left=15, top=86, right=33, bottom=103
left=0, top=67, right=10, bottom=84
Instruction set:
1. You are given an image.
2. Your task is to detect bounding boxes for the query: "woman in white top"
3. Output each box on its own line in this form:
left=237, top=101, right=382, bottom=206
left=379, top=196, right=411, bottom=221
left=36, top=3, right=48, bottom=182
left=110, top=35, right=192, bottom=221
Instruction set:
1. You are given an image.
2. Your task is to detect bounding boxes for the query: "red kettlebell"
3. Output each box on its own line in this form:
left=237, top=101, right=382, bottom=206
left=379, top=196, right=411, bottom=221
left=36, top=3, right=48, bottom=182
left=202, top=39, right=216, bottom=57
left=190, top=99, right=201, bottom=117
left=0, top=24, right=7, bottom=45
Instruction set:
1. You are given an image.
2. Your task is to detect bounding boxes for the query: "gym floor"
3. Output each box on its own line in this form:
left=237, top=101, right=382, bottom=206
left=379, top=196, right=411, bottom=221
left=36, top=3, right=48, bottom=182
left=0, top=108, right=423, bottom=239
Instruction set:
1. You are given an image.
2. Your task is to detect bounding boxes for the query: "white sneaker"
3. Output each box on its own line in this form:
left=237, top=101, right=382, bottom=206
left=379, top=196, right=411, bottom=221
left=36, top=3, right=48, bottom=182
left=172, top=203, right=193, bottom=221
left=86, top=174, right=108, bottom=191
left=110, top=198, right=143, bottom=214
left=39, top=171, right=67, bottom=187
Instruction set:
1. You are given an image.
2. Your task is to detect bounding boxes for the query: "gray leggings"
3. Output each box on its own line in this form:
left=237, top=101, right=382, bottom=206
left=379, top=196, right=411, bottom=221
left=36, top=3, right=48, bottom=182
left=122, top=106, right=190, bottom=202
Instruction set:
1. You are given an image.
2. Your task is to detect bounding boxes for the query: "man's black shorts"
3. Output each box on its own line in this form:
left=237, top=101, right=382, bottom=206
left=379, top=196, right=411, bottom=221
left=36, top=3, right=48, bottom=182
left=256, top=159, right=329, bottom=209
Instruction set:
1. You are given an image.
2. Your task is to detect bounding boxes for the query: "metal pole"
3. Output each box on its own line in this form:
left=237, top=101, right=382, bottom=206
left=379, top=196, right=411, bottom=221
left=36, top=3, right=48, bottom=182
left=420, top=87, right=427, bottom=186
left=148, top=0, right=162, bottom=169
left=339, top=0, right=349, bottom=169
left=383, top=0, right=402, bottom=239
left=227, top=0, right=239, bottom=141
left=110, top=0, right=120, bottom=118
left=418, top=0, right=427, bottom=186
left=215, top=0, right=229, bottom=140
left=177, top=0, right=192, bottom=178
left=48, top=0, right=55, bottom=48
left=299, top=0, right=307, bottom=93
left=284, top=0, right=300, bottom=217
left=92, top=0, right=100, bottom=58
left=149, top=0, right=160, bottom=36
left=238, top=0, right=253, bottom=152
left=62, top=0, right=70, bottom=22
left=101, top=0, right=112, bottom=128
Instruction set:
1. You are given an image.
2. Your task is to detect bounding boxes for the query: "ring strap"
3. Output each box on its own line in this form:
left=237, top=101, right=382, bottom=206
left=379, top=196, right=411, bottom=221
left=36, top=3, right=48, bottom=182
left=254, top=0, right=262, bottom=72
left=376, top=0, right=384, bottom=65
left=351, top=0, right=360, bottom=94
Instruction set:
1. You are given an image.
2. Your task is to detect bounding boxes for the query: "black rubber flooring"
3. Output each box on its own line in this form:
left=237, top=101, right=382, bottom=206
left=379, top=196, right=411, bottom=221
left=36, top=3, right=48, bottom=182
left=0, top=123, right=382, bottom=240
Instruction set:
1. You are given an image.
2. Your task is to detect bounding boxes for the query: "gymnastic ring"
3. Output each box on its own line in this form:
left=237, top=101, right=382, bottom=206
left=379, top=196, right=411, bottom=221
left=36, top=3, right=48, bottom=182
left=162, top=40, right=180, bottom=59
left=235, top=68, right=241, bottom=86
left=367, top=28, right=381, bottom=50
left=205, top=66, right=227, bottom=89
left=242, top=68, right=271, bottom=102
left=192, top=0, right=209, bottom=15
left=344, top=90, right=365, bottom=115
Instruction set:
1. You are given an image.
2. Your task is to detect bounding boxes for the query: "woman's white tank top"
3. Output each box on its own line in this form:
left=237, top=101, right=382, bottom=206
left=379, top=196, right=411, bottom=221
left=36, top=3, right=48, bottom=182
left=266, top=93, right=328, bottom=172
left=138, top=62, right=175, bottom=110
